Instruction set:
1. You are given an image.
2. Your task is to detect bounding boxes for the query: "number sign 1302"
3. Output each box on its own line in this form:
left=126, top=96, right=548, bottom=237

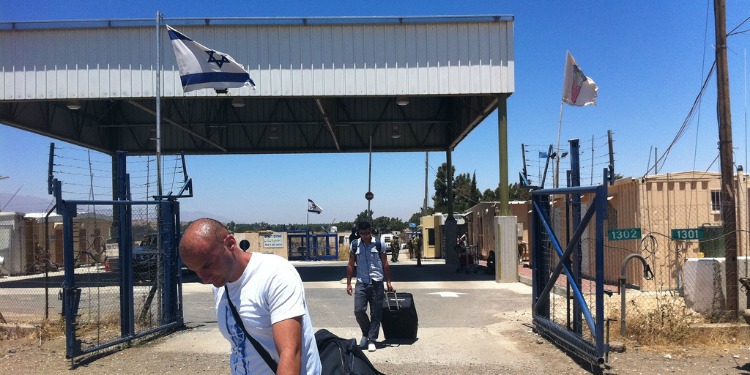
left=607, top=228, right=642, bottom=241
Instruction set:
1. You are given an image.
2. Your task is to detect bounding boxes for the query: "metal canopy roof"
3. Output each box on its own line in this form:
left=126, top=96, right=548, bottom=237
left=0, top=16, right=514, bottom=156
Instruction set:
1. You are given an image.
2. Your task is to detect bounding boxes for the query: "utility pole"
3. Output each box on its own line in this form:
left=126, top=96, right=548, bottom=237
left=607, top=130, right=615, bottom=185
left=521, top=144, right=528, bottom=185
left=423, top=152, right=429, bottom=215
left=715, top=0, right=738, bottom=316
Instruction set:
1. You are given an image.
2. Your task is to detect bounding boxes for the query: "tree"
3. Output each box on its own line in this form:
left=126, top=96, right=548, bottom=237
left=452, top=172, right=475, bottom=212
left=355, top=209, right=373, bottom=224
left=432, top=163, right=454, bottom=213
left=481, top=188, right=498, bottom=201
left=372, top=216, right=406, bottom=234
left=408, top=207, right=433, bottom=225
left=335, top=220, right=356, bottom=234
left=477, top=182, right=530, bottom=203
left=432, top=163, right=481, bottom=213
left=508, top=182, right=531, bottom=201
left=470, top=173, right=481, bottom=206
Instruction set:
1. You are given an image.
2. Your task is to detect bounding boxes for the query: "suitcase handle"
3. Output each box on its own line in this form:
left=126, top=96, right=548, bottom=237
left=385, top=291, right=400, bottom=311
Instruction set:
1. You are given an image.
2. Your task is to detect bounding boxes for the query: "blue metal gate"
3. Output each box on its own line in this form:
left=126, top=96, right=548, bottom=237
left=530, top=139, right=611, bottom=366
left=287, top=230, right=339, bottom=260
left=54, top=151, right=190, bottom=363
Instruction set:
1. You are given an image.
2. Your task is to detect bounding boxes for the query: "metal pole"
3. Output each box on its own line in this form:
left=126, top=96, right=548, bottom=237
left=619, top=254, right=652, bottom=335
left=715, top=0, right=738, bottom=315
left=498, top=95, right=510, bottom=215
left=590, top=134, right=594, bottom=185
left=368, top=135, right=372, bottom=221
left=570, top=139, right=582, bottom=334
left=155, top=11, right=163, bottom=198
left=446, top=150, right=453, bottom=217
left=423, top=152, right=429, bottom=214
left=541, top=145, right=553, bottom=189
left=521, top=144, right=528, bottom=185
left=607, top=130, right=615, bottom=185
left=554, top=102, right=565, bottom=188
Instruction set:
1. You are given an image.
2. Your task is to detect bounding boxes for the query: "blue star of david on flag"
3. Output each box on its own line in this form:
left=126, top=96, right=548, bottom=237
left=167, top=25, right=255, bottom=93
left=206, top=51, right=231, bottom=68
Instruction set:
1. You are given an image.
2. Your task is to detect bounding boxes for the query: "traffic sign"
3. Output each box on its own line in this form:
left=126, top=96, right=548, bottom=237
left=607, top=228, right=642, bottom=241
left=365, top=191, right=374, bottom=200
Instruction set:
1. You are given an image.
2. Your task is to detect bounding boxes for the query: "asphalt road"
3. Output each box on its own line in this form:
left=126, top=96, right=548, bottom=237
left=169, top=258, right=542, bottom=373
left=2, top=256, right=552, bottom=374
left=6, top=256, right=750, bottom=374
left=180, top=258, right=529, bottom=328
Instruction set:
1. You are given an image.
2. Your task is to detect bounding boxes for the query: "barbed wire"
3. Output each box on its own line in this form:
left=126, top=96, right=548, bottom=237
left=521, top=132, right=614, bottom=187
left=49, top=144, right=184, bottom=204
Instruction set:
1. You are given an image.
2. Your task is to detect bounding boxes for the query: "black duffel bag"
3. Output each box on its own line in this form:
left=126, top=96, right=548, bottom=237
left=315, top=329, right=385, bottom=375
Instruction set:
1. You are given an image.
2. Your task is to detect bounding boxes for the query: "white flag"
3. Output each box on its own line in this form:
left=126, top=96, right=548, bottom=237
left=562, top=51, right=598, bottom=106
left=166, top=25, right=255, bottom=93
left=308, top=199, right=323, bottom=214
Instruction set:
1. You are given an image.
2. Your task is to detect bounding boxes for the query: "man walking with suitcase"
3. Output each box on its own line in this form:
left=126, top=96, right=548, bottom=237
left=346, top=221, right=394, bottom=352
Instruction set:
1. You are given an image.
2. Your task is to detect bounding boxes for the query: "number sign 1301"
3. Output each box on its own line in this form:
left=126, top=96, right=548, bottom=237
left=671, top=228, right=704, bottom=240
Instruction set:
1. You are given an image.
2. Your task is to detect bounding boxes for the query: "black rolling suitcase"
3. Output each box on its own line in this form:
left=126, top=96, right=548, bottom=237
left=381, top=291, right=418, bottom=340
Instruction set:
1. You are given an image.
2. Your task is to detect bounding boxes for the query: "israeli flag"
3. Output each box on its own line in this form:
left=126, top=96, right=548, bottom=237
left=308, top=199, right=323, bottom=214
left=167, top=25, right=255, bottom=93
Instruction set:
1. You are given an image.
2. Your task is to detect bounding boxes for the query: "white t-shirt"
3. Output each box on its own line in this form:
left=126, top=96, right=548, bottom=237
left=213, top=253, right=321, bottom=375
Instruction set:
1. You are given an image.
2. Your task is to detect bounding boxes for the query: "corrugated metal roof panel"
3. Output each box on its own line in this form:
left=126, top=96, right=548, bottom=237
left=1, top=17, right=513, bottom=100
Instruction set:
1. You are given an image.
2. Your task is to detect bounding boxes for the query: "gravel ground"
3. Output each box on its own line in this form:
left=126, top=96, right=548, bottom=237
left=3, top=317, right=750, bottom=374
left=3, top=260, right=750, bottom=374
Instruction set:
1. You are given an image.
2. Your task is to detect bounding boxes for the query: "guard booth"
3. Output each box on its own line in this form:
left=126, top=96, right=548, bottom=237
left=287, top=230, right=338, bottom=260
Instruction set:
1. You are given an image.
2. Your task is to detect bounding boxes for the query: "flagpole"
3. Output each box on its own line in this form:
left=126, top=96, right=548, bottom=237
left=368, top=135, right=372, bottom=221
left=554, top=101, right=564, bottom=188
left=155, top=11, right=163, bottom=197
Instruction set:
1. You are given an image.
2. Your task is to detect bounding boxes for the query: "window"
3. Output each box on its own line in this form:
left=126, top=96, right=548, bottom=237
left=710, top=190, right=721, bottom=212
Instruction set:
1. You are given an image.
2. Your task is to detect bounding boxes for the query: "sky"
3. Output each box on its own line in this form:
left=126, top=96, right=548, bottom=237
left=1, top=1, right=750, bottom=225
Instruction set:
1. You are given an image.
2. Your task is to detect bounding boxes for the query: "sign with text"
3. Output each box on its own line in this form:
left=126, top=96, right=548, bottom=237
left=263, top=233, right=284, bottom=248
left=607, top=228, right=642, bottom=241
left=671, top=228, right=704, bottom=241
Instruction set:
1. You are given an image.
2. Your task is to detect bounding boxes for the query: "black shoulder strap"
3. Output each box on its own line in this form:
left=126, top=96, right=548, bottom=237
left=225, top=285, right=278, bottom=374
left=376, top=238, right=381, bottom=252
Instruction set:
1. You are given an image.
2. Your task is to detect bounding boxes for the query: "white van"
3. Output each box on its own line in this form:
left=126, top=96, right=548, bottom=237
left=380, top=233, right=394, bottom=253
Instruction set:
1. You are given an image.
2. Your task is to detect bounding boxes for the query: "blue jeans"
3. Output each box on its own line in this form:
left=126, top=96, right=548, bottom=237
left=354, top=280, right=384, bottom=342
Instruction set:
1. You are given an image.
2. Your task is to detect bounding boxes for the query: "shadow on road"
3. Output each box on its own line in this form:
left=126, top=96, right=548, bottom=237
left=293, top=261, right=495, bottom=283
left=1, top=260, right=496, bottom=287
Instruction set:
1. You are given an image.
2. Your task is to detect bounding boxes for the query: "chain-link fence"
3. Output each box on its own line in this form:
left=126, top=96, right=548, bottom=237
left=540, top=196, right=746, bottom=347
left=0, top=205, right=166, bottom=339
left=0, top=142, right=184, bottom=335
